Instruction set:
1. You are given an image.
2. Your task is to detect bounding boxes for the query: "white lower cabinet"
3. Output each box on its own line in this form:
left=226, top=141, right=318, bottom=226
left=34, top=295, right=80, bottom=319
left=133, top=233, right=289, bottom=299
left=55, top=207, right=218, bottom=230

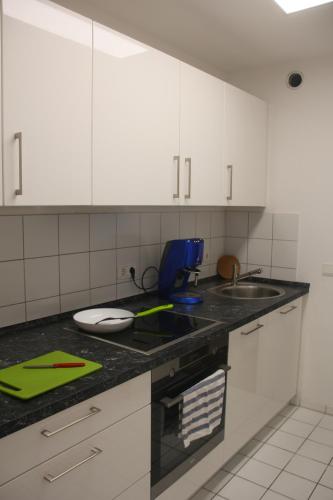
left=0, top=405, right=150, bottom=500
left=224, top=299, right=302, bottom=462
left=116, top=475, right=150, bottom=500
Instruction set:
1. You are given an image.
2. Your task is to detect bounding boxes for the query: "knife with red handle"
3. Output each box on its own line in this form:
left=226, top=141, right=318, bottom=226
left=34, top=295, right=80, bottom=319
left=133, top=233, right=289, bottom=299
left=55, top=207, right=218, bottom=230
left=23, top=363, right=86, bottom=369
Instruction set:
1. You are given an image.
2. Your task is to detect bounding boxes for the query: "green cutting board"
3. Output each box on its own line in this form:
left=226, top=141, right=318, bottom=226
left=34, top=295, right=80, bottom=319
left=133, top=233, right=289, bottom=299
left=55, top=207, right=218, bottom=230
left=0, top=351, right=102, bottom=400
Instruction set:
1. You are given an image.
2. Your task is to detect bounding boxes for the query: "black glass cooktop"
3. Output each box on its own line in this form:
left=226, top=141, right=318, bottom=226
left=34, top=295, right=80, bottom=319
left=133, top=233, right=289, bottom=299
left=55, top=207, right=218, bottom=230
left=77, top=311, right=217, bottom=355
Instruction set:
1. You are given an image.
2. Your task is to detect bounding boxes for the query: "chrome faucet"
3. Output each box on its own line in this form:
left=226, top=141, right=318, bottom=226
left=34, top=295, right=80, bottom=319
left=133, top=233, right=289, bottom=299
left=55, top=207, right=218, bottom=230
left=231, top=265, right=262, bottom=287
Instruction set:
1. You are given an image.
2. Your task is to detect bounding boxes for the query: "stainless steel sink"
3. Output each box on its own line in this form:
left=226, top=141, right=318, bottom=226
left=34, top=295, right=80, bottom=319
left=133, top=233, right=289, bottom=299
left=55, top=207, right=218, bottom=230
left=208, top=283, right=285, bottom=300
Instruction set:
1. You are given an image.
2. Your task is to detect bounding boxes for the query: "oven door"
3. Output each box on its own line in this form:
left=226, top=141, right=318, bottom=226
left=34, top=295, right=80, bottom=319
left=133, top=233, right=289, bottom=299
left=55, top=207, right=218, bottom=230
left=151, top=362, right=229, bottom=498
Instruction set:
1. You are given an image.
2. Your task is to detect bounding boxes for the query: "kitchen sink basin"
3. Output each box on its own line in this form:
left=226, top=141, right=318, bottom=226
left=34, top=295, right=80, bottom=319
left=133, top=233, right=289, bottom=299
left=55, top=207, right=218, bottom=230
left=208, top=283, right=286, bottom=300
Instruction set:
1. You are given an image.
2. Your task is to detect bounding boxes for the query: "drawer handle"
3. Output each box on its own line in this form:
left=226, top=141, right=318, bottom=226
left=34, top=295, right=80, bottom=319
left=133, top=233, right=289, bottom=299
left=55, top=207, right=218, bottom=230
left=280, top=305, right=297, bottom=315
left=44, top=447, right=102, bottom=483
left=41, top=406, right=101, bottom=437
left=241, top=323, right=264, bottom=336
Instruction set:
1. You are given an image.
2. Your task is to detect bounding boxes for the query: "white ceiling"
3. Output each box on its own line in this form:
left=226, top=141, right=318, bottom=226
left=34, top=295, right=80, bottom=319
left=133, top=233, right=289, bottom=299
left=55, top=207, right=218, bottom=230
left=55, top=0, right=333, bottom=76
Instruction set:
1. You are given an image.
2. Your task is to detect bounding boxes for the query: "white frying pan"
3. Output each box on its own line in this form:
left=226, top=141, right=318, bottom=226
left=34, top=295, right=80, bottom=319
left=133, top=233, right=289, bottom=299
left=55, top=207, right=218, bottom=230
left=73, top=304, right=173, bottom=334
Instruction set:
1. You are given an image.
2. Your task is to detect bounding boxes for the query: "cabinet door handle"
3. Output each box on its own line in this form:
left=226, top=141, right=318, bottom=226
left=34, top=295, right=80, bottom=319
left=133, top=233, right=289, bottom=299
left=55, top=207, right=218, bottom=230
left=14, top=132, right=23, bottom=195
left=43, top=447, right=102, bottom=483
left=41, top=406, right=101, bottom=437
left=280, top=305, right=297, bottom=315
left=241, top=323, right=264, bottom=335
left=227, top=165, right=233, bottom=200
left=173, top=155, right=180, bottom=199
left=185, top=157, right=191, bottom=199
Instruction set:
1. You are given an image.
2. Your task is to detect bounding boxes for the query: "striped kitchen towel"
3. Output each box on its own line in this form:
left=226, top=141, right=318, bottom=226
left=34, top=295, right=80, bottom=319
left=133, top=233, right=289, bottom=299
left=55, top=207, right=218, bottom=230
left=180, top=369, right=225, bottom=448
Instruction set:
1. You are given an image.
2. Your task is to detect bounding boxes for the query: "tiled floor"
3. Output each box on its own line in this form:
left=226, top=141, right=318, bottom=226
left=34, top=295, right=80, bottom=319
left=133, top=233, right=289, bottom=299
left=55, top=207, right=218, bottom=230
left=191, top=405, right=333, bottom=500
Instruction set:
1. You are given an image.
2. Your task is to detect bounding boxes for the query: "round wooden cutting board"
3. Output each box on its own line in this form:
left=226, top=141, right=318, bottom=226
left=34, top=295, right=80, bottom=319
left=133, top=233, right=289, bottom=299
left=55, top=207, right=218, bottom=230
left=217, top=255, right=241, bottom=280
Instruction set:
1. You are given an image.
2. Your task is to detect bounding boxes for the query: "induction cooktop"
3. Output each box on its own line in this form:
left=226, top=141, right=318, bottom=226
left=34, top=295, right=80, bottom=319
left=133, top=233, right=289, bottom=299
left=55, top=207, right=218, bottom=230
left=70, top=311, right=219, bottom=355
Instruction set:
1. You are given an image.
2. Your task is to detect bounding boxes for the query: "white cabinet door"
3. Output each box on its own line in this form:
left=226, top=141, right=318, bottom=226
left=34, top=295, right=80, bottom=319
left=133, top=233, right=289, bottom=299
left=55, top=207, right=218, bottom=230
left=225, top=83, right=267, bottom=206
left=180, top=63, right=226, bottom=206
left=258, top=299, right=302, bottom=405
left=226, top=319, right=267, bottom=434
left=93, top=23, right=180, bottom=205
left=2, top=0, right=92, bottom=205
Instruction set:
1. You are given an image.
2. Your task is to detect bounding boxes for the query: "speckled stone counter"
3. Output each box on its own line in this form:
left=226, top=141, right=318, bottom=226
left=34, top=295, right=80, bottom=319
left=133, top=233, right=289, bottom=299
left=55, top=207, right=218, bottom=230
left=0, top=276, right=309, bottom=439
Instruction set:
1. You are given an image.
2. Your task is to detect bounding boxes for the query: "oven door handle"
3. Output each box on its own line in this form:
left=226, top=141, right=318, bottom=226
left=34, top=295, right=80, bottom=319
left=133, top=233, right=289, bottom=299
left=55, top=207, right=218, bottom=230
left=159, top=365, right=231, bottom=409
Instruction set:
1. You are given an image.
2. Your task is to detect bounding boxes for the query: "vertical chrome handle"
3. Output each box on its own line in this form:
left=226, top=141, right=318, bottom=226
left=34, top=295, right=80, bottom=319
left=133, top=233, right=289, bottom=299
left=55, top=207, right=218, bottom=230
left=173, top=155, right=180, bottom=199
left=227, top=164, right=233, bottom=201
left=43, top=447, right=102, bottom=483
left=185, top=157, right=191, bottom=199
left=14, top=132, right=23, bottom=195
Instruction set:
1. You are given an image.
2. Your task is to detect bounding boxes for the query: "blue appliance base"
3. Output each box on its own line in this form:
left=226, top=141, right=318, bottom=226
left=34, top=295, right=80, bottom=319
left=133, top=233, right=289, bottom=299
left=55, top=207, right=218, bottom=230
left=169, top=292, right=203, bottom=304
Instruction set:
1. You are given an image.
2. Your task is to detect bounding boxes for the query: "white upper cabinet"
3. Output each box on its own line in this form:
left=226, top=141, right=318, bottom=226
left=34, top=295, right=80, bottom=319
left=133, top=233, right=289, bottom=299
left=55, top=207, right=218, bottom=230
left=2, top=0, right=92, bottom=205
left=92, top=23, right=180, bottom=205
left=225, top=83, right=267, bottom=206
left=180, top=64, right=226, bottom=205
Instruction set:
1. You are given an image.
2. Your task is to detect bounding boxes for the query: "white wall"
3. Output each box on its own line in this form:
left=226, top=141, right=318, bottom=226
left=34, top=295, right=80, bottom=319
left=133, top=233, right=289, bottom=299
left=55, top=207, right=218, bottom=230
left=228, top=55, right=333, bottom=412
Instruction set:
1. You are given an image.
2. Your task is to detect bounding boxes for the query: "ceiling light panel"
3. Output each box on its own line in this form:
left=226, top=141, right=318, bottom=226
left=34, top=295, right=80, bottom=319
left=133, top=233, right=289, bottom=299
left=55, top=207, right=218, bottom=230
left=274, top=0, right=333, bottom=13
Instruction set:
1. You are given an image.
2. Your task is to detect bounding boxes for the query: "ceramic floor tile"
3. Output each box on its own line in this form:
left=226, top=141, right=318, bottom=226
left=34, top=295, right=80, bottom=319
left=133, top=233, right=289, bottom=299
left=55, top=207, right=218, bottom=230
left=291, top=407, right=324, bottom=426
left=319, top=415, right=333, bottom=432
left=279, top=405, right=297, bottom=418
left=267, top=415, right=287, bottom=430
left=270, top=471, right=315, bottom=500
left=297, top=440, right=333, bottom=464
left=310, top=484, right=333, bottom=500
left=253, top=443, right=294, bottom=469
left=267, top=430, right=305, bottom=452
left=236, top=458, right=281, bottom=487
left=239, top=439, right=264, bottom=458
left=279, top=419, right=315, bottom=438
left=310, top=428, right=333, bottom=447
left=320, top=466, right=333, bottom=489
left=190, top=488, right=216, bottom=500
left=262, top=492, right=290, bottom=500
left=254, top=426, right=277, bottom=443
left=219, top=476, right=266, bottom=500
left=223, top=454, right=250, bottom=474
left=285, top=454, right=327, bottom=482
left=204, top=470, right=233, bottom=494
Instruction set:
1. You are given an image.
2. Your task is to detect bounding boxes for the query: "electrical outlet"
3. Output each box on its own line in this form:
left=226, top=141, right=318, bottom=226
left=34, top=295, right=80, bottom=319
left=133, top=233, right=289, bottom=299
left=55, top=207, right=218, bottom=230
left=118, top=265, right=135, bottom=281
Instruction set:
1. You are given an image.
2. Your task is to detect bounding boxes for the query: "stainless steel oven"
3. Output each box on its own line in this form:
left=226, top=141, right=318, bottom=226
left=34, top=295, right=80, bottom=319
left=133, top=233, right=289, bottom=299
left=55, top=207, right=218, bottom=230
left=151, top=332, right=229, bottom=498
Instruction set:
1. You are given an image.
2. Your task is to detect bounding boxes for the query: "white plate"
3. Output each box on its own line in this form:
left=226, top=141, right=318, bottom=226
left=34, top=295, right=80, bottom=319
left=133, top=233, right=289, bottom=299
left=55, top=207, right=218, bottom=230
left=73, top=308, right=134, bottom=334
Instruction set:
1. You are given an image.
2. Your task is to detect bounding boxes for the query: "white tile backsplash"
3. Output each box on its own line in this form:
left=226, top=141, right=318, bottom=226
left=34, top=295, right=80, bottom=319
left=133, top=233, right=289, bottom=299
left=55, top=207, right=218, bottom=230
left=90, top=214, right=116, bottom=251
left=25, top=257, right=59, bottom=301
left=249, top=212, right=273, bottom=239
left=273, top=214, right=299, bottom=241
left=180, top=212, right=196, bottom=238
left=90, top=250, right=116, bottom=288
left=272, top=240, right=298, bottom=268
left=226, top=211, right=249, bottom=237
left=60, top=290, right=90, bottom=313
left=60, top=253, right=89, bottom=294
left=140, top=213, right=160, bottom=245
left=0, top=260, right=25, bottom=306
left=26, top=296, right=60, bottom=321
left=0, top=216, right=23, bottom=261
left=196, top=212, right=211, bottom=238
left=248, top=239, right=272, bottom=266
left=24, top=215, right=58, bottom=258
left=59, top=215, right=89, bottom=254
left=225, top=237, right=248, bottom=264
left=0, top=207, right=299, bottom=327
left=117, top=213, right=140, bottom=248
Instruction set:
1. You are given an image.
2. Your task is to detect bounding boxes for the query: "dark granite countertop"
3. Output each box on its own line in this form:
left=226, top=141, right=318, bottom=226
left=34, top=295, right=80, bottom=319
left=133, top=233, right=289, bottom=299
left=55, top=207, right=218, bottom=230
left=0, top=276, right=309, bottom=439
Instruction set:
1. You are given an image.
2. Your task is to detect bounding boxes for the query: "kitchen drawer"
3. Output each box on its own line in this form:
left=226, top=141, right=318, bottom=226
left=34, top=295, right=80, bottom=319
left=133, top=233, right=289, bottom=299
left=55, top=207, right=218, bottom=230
left=0, top=372, right=150, bottom=486
left=116, top=474, right=150, bottom=500
left=0, top=405, right=150, bottom=500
